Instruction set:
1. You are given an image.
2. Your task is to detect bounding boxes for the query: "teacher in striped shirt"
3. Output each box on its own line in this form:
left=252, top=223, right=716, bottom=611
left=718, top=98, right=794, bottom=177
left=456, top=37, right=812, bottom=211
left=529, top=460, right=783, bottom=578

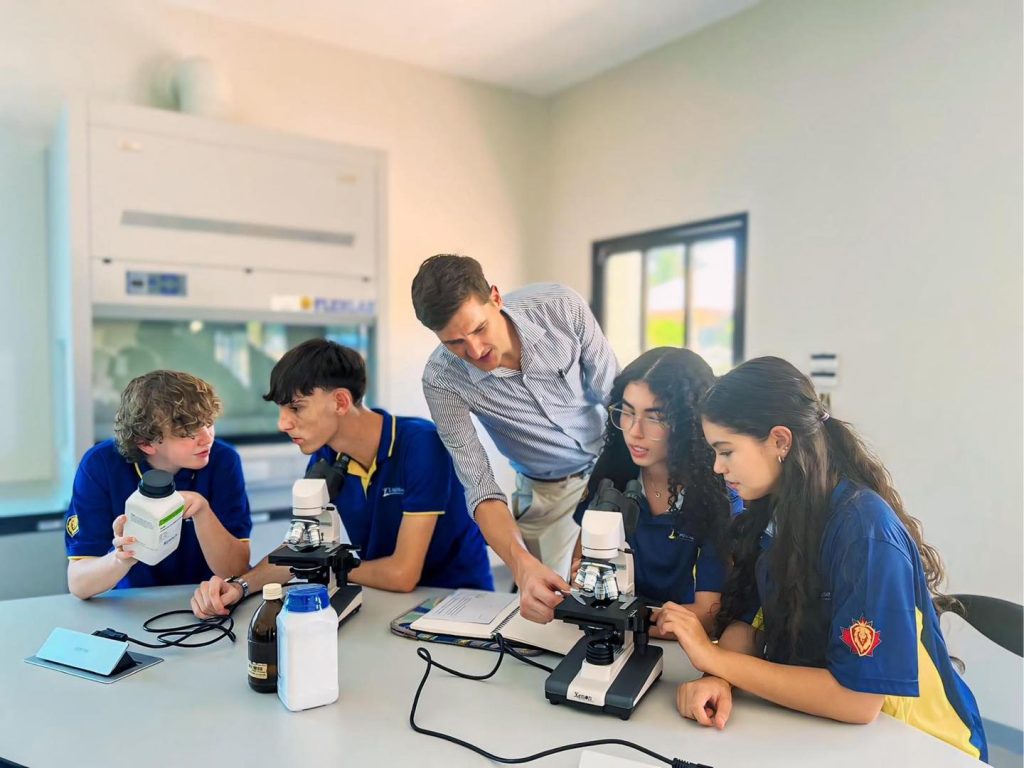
left=412, top=254, right=618, bottom=623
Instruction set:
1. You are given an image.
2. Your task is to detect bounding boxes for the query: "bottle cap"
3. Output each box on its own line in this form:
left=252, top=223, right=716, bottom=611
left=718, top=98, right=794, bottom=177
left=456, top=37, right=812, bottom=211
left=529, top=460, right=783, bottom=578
left=138, top=469, right=175, bottom=499
left=262, top=583, right=283, bottom=600
left=284, top=584, right=329, bottom=613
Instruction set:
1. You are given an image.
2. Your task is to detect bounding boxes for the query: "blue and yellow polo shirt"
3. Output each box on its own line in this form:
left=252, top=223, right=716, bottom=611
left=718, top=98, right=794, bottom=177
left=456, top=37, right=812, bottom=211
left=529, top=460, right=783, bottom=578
left=749, top=480, right=986, bottom=761
left=308, top=409, right=493, bottom=591
left=573, top=482, right=743, bottom=604
left=64, top=438, right=252, bottom=589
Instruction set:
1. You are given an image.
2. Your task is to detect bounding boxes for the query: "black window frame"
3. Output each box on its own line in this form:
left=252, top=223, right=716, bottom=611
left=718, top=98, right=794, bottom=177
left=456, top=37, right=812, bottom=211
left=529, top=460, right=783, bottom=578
left=591, top=212, right=748, bottom=365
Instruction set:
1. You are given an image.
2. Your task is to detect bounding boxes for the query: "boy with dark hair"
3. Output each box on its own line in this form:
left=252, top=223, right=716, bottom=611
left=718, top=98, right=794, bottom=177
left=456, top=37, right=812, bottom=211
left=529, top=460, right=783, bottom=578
left=190, top=339, right=492, bottom=617
left=65, top=371, right=252, bottom=599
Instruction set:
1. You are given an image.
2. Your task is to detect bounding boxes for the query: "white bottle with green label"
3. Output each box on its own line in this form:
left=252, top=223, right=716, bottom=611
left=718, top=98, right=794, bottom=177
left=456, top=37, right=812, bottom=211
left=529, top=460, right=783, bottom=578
left=123, top=469, right=185, bottom=566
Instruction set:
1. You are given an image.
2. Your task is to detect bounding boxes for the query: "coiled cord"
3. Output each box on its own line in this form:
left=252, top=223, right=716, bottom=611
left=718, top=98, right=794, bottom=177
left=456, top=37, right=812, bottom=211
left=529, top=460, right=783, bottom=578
left=408, top=633, right=713, bottom=768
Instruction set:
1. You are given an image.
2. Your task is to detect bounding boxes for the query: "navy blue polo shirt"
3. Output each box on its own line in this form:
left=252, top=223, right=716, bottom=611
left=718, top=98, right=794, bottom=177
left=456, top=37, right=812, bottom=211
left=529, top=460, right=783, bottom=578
left=308, top=409, right=493, bottom=591
left=746, top=480, right=986, bottom=761
left=574, top=482, right=743, bottom=604
left=64, top=439, right=252, bottom=589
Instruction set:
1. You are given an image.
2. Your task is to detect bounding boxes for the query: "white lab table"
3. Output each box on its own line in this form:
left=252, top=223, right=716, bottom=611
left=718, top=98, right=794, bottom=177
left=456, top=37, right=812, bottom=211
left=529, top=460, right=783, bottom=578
left=0, top=586, right=980, bottom=767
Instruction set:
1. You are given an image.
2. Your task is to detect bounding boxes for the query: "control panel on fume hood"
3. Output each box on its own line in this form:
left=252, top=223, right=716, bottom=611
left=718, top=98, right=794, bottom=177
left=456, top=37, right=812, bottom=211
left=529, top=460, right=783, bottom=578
left=125, top=271, right=188, bottom=297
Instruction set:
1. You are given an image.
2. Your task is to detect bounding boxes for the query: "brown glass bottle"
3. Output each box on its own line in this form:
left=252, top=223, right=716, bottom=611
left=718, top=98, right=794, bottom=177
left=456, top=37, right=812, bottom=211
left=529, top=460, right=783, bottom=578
left=248, top=583, right=284, bottom=693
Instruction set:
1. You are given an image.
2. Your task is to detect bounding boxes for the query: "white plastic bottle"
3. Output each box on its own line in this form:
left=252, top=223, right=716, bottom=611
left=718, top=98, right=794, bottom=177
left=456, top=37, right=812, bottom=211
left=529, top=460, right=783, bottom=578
left=276, top=584, right=339, bottom=711
left=122, top=469, right=185, bottom=566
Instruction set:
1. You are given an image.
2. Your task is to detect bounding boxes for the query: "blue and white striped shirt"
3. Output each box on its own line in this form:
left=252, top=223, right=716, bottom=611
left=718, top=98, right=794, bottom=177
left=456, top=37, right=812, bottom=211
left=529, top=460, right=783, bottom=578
left=422, top=283, right=619, bottom=515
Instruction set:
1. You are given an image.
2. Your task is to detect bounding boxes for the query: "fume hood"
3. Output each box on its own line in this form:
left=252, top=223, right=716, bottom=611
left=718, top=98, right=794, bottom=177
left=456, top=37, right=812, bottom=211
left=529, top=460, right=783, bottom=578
left=50, top=100, right=387, bottom=513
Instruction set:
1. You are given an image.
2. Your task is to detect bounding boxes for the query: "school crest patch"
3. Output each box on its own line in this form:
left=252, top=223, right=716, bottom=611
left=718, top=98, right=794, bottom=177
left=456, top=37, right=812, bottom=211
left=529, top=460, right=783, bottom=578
left=66, top=515, right=79, bottom=537
left=841, top=617, right=881, bottom=657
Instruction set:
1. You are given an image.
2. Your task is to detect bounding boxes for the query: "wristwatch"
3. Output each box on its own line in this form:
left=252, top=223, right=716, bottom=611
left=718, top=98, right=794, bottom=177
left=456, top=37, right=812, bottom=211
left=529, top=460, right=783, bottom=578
left=226, top=575, right=250, bottom=601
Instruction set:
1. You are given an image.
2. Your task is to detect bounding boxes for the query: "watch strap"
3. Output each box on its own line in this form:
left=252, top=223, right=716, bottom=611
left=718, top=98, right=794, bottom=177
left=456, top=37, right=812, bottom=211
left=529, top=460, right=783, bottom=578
left=226, top=575, right=249, bottom=601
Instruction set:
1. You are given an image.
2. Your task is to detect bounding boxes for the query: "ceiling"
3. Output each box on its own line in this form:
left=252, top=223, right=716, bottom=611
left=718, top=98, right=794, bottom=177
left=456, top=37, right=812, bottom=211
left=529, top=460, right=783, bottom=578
left=163, top=0, right=759, bottom=95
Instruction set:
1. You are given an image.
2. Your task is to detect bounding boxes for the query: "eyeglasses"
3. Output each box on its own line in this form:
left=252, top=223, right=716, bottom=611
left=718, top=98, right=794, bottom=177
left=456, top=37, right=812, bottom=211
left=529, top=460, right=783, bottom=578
left=608, top=405, right=669, bottom=441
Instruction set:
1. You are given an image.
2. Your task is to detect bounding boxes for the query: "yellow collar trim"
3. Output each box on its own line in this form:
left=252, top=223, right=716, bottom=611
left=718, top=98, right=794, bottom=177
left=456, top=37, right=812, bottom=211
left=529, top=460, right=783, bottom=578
left=334, top=414, right=395, bottom=493
left=346, top=458, right=376, bottom=479
left=342, top=453, right=376, bottom=494
left=387, top=415, right=397, bottom=458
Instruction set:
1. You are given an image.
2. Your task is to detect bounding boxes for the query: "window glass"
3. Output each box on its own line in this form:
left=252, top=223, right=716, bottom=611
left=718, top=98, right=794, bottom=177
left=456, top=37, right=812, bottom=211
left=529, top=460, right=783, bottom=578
left=594, top=215, right=746, bottom=373
left=690, top=237, right=737, bottom=374
left=602, top=251, right=643, bottom=365
left=645, top=244, right=686, bottom=349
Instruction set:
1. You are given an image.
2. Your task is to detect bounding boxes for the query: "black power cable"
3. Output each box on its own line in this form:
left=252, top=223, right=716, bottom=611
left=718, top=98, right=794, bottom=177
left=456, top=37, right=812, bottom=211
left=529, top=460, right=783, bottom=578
left=409, top=633, right=713, bottom=768
left=93, top=593, right=254, bottom=649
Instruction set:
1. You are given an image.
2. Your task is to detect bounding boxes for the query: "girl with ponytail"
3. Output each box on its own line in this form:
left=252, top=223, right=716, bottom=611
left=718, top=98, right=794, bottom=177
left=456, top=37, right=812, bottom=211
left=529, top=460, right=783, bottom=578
left=654, top=357, right=986, bottom=761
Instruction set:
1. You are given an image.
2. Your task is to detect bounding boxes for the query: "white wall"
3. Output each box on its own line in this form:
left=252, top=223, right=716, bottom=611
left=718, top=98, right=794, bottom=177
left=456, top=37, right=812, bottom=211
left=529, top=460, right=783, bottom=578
left=536, top=0, right=1023, bottom=730
left=0, top=0, right=545, bottom=517
left=155, top=6, right=548, bottom=415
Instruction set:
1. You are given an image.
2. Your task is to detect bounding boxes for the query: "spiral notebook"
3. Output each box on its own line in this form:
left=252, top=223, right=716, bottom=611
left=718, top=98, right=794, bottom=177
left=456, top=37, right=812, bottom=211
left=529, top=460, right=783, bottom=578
left=407, top=589, right=582, bottom=655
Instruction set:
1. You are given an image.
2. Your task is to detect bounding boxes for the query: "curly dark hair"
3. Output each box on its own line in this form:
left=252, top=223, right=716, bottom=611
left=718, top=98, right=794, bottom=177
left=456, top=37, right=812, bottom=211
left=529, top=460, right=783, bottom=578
left=583, top=347, right=732, bottom=556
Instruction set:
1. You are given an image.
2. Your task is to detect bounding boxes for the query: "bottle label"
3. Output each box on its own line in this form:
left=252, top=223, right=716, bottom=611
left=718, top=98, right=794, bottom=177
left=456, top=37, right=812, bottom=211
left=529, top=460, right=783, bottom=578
left=248, top=638, right=277, bottom=684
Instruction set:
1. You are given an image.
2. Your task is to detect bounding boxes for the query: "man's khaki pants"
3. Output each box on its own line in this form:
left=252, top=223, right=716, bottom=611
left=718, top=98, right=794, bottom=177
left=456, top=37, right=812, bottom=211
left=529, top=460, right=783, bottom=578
left=510, top=472, right=588, bottom=581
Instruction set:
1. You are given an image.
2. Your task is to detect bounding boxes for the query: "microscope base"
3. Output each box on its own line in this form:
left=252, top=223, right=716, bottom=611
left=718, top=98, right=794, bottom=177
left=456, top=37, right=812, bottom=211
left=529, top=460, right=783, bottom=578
left=545, top=637, right=663, bottom=720
left=329, top=584, right=363, bottom=625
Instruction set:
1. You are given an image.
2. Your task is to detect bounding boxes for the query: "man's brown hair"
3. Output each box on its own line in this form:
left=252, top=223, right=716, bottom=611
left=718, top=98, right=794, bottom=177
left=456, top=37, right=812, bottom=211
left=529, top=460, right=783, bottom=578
left=411, top=254, right=491, bottom=331
left=113, top=370, right=222, bottom=462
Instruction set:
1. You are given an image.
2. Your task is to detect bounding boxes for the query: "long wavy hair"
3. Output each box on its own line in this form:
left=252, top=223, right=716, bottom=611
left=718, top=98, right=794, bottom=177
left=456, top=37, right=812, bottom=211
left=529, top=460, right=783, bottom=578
left=584, top=347, right=731, bottom=555
left=702, top=356, right=951, bottom=663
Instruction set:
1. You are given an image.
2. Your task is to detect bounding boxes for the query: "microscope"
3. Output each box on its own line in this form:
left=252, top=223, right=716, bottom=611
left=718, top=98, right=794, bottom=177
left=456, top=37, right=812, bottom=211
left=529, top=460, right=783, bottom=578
left=267, top=454, right=363, bottom=623
left=545, top=479, right=663, bottom=719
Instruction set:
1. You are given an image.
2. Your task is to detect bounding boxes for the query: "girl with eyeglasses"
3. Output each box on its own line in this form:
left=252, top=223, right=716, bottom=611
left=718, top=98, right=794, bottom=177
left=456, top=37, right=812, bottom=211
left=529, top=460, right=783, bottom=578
left=571, top=347, right=742, bottom=635
left=654, top=356, right=985, bottom=760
